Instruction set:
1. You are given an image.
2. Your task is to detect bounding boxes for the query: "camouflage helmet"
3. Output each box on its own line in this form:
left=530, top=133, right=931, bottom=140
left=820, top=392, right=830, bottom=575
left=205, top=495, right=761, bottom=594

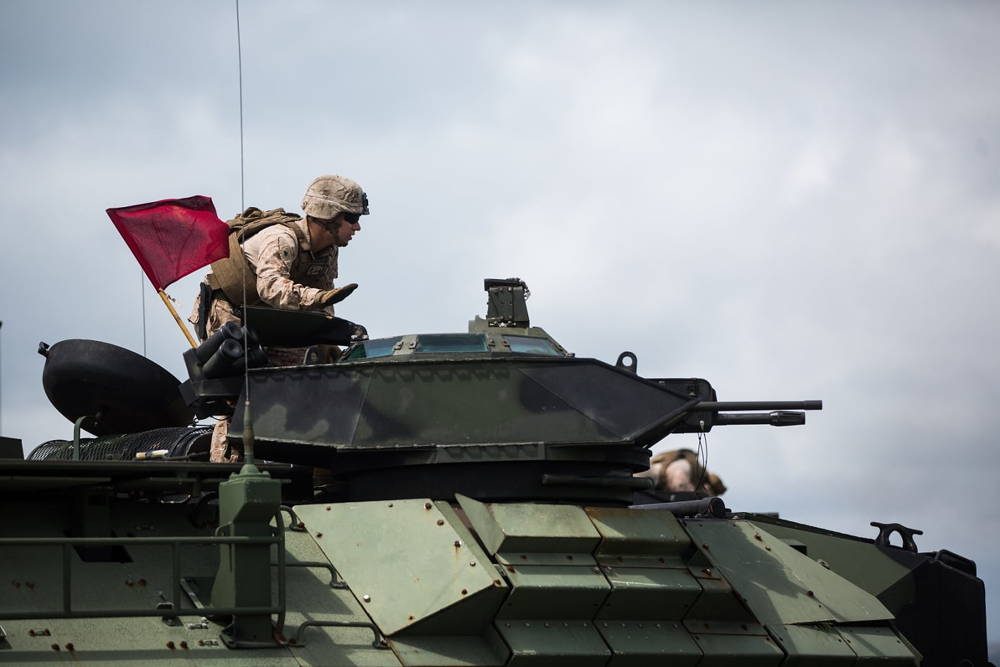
left=301, top=174, right=370, bottom=219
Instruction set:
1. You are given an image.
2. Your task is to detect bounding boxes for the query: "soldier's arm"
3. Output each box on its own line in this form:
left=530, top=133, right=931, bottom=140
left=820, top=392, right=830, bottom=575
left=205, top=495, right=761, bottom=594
left=250, top=235, right=327, bottom=310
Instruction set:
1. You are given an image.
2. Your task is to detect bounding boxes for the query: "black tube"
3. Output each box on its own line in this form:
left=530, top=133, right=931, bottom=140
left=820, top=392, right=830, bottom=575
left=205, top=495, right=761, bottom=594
left=714, top=411, right=806, bottom=427
left=696, top=400, right=822, bottom=411
left=631, top=496, right=727, bottom=518
left=541, top=474, right=655, bottom=490
left=195, top=322, right=245, bottom=364
left=202, top=338, right=246, bottom=379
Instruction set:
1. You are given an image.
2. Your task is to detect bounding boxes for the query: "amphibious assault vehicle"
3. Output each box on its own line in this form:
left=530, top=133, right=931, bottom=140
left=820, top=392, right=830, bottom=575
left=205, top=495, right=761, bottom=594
left=0, top=278, right=990, bottom=665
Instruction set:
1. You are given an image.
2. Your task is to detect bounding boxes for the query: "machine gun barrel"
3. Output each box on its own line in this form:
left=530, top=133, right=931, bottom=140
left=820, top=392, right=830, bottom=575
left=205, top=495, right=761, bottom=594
left=665, top=400, right=822, bottom=432
left=696, top=400, right=822, bottom=411
left=714, top=411, right=806, bottom=427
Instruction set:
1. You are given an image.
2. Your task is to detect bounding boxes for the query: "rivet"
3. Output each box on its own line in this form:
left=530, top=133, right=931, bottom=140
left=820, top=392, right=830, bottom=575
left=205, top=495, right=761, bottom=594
left=166, top=641, right=176, bottom=650
left=65, top=643, right=75, bottom=652
left=424, top=502, right=433, bottom=510
left=316, top=532, right=323, bottom=538
left=179, top=641, right=188, bottom=650
left=436, top=519, right=444, bottom=526
left=362, top=594, right=371, bottom=602
left=470, top=561, right=477, bottom=567
left=461, top=589, right=468, bottom=595
left=51, top=644, right=60, bottom=651
left=326, top=506, right=331, bottom=511
left=454, top=540, right=462, bottom=547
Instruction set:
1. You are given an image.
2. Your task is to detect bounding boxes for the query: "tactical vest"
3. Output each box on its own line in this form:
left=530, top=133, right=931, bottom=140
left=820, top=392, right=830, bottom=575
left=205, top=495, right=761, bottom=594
left=206, top=207, right=307, bottom=306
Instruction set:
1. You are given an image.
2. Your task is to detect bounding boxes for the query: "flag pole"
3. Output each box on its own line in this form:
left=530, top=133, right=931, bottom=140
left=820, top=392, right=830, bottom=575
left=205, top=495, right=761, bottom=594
left=157, top=290, right=198, bottom=348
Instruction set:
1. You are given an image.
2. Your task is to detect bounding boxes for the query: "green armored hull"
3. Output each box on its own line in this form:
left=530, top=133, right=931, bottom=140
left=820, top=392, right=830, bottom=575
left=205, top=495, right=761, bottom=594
left=0, top=475, right=976, bottom=665
left=0, top=279, right=989, bottom=665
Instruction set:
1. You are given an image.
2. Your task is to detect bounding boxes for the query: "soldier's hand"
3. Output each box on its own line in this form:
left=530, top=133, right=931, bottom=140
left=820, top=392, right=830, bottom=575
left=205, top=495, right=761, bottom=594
left=315, top=283, right=359, bottom=307
left=351, top=323, right=369, bottom=341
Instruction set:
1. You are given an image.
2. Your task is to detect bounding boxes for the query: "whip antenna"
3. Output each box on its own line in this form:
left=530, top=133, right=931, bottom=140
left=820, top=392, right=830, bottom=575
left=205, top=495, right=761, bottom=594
left=235, top=0, right=255, bottom=466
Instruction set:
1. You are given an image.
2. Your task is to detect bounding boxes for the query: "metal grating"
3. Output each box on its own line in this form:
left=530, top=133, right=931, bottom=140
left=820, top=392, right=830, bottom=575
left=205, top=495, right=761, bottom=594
left=26, top=426, right=212, bottom=462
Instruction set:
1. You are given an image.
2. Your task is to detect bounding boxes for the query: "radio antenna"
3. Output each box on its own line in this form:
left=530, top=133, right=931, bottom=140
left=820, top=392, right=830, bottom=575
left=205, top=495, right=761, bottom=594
left=235, top=0, right=255, bottom=466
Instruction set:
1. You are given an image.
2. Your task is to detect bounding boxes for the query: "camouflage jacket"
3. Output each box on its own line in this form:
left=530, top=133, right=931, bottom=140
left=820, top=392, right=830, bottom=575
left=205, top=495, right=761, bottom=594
left=239, top=218, right=339, bottom=311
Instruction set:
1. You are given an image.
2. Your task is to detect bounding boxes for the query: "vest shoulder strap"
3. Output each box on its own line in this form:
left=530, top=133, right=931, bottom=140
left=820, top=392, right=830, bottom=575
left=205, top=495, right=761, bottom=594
left=208, top=207, right=306, bottom=306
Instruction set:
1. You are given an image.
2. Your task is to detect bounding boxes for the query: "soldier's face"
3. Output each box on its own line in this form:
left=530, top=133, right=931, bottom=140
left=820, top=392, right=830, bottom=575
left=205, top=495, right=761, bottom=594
left=333, top=213, right=361, bottom=247
left=310, top=214, right=360, bottom=250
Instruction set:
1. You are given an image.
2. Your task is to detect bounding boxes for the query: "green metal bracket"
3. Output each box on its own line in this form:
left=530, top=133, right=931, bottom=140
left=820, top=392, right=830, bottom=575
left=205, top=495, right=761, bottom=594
left=211, top=463, right=283, bottom=648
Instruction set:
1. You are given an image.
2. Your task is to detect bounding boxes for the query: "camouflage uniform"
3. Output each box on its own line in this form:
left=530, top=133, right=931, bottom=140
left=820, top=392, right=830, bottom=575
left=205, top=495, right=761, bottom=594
left=190, top=175, right=369, bottom=463
left=189, top=220, right=341, bottom=462
left=637, top=448, right=727, bottom=496
left=189, top=217, right=339, bottom=332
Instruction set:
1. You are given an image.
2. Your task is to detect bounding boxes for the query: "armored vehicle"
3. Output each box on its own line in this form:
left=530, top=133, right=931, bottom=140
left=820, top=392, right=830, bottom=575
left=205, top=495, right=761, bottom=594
left=0, top=278, right=990, bottom=665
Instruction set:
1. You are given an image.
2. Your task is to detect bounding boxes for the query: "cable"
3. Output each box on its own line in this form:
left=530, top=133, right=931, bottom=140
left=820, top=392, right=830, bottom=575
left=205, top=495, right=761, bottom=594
left=236, top=0, right=245, bottom=212
left=0, top=320, right=3, bottom=435
left=695, top=424, right=709, bottom=495
left=235, top=0, right=253, bottom=465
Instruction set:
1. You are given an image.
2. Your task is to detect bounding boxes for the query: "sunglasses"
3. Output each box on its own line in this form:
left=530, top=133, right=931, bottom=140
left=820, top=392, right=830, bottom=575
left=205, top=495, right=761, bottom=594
left=318, top=213, right=361, bottom=231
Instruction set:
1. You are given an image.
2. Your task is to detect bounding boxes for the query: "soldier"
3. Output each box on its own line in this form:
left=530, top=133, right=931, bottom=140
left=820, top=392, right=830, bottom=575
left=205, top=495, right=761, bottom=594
left=636, top=448, right=727, bottom=496
left=189, top=174, right=370, bottom=461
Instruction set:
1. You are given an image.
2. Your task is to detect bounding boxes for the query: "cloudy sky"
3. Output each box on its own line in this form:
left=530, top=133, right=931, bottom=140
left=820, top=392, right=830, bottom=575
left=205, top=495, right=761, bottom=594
left=2, top=0, right=998, bottom=643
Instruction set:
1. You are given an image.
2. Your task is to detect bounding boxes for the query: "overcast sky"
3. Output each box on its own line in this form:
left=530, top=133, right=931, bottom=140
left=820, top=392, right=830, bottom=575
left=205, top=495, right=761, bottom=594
left=2, top=0, right=998, bottom=643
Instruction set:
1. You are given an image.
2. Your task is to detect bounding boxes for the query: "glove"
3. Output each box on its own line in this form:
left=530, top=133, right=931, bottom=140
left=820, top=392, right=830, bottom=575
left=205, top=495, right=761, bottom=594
left=315, top=283, right=358, bottom=308
left=351, top=323, right=369, bottom=341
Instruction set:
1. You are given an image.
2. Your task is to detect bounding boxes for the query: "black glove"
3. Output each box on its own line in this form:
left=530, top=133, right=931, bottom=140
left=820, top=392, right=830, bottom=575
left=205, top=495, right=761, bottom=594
left=351, top=323, right=369, bottom=341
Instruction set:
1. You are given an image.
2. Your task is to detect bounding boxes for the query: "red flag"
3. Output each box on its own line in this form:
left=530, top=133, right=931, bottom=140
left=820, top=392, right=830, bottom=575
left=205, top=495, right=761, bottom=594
left=107, top=195, right=230, bottom=291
